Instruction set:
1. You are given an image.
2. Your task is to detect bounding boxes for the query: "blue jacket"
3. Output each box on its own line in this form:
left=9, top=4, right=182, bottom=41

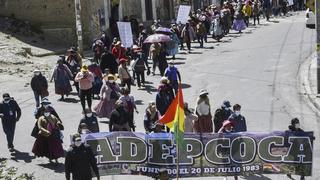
left=0, top=99, right=21, bottom=124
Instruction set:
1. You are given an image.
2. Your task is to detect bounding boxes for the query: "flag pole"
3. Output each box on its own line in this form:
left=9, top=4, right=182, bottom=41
left=176, top=83, right=181, bottom=180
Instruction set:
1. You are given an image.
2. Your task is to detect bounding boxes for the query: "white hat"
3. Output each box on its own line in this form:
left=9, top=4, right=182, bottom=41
left=199, top=89, right=209, bottom=96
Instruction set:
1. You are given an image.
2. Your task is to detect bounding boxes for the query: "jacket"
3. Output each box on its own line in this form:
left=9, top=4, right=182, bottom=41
left=118, top=65, right=131, bottom=81
left=213, top=107, right=233, bottom=133
left=0, top=99, right=21, bottom=123
left=109, top=107, right=130, bottom=131
left=100, top=51, right=118, bottom=73
left=65, top=144, right=99, bottom=180
left=229, top=113, right=247, bottom=132
left=78, top=116, right=100, bottom=133
left=75, top=72, right=94, bottom=90
left=133, top=54, right=148, bottom=72
left=31, top=74, right=48, bottom=93
left=242, top=4, right=252, bottom=17
left=156, top=91, right=174, bottom=115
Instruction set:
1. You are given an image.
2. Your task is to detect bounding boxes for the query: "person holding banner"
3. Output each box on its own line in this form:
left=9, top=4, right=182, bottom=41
left=119, top=87, right=138, bottom=131
left=65, top=134, right=100, bottom=180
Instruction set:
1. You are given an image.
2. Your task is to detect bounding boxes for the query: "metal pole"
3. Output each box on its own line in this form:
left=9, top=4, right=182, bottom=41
left=316, top=0, right=320, bottom=93
left=75, top=0, right=83, bottom=55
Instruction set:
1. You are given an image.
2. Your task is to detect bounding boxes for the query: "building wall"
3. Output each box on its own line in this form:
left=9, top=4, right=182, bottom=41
left=0, top=0, right=107, bottom=47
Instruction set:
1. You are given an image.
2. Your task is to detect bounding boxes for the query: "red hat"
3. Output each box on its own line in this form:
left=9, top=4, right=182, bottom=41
left=119, top=58, right=127, bottom=64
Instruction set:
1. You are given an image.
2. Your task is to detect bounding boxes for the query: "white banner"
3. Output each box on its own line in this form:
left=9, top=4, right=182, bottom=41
left=176, top=5, right=191, bottom=24
left=117, top=22, right=133, bottom=48
left=288, top=0, right=294, bottom=6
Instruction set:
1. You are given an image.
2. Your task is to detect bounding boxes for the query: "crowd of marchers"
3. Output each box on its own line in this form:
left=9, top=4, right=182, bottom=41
left=0, top=0, right=311, bottom=180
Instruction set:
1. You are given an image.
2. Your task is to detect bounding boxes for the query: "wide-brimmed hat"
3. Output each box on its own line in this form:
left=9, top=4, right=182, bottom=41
left=103, top=74, right=117, bottom=81
left=41, top=97, right=51, bottom=105
left=119, top=58, right=127, bottom=64
left=160, top=76, right=169, bottom=83
left=33, top=69, right=40, bottom=73
left=81, top=65, right=88, bottom=72
left=199, top=89, right=209, bottom=96
left=115, top=41, right=122, bottom=46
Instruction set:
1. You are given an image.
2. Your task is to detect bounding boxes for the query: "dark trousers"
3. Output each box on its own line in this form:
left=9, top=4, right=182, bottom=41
left=253, top=15, right=260, bottom=25
left=121, top=78, right=131, bottom=91
left=33, top=91, right=41, bottom=107
left=244, top=16, right=249, bottom=27
left=135, top=71, right=145, bottom=87
left=79, top=88, right=92, bottom=111
left=179, top=38, right=184, bottom=49
left=185, top=41, right=191, bottom=51
left=197, top=35, right=204, bottom=48
left=2, top=121, right=16, bottom=148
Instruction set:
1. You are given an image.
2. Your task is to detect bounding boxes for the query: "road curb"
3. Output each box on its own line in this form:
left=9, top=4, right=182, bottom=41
left=300, top=52, right=320, bottom=116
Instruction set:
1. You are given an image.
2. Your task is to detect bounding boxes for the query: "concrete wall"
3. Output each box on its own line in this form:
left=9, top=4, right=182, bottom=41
left=0, top=0, right=107, bottom=47
left=121, top=0, right=143, bottom=21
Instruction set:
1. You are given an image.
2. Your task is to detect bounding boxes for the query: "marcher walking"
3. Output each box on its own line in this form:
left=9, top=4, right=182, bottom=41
left=119, top=87, right=138, bottom=131
left=164, top=60, right=181, bottom=93
left=242, top=1, right=252, bottom=27
left=109, top=100, right=131, bottom=131
left=112, top=41, right=127, bottom=63
left=228, top=104, right=247, bottom=132
left=118, top=58, right=133, bottom=91
left=213, top=100, right=233, bottom=133
left=66, top=47, right=82, bottom=93
left=144, top=101, right=160, bottom=133
left=196, top=21, right=206, bottom=48
left=32, top=107, right=64, bottom=162
left=156, top=83, right=174, bottom=116
left=0, top=93, right=21, bottom=151
left=252, top=0, right=261, bottom=25
left=132, top=47, right=150, bottom=89
left=181, top=22, right=196, bottom=53
left=75, top=65, right=94, bottom=112
left=194, top=90, right=213, bottom=133
left=93, top=74, right=120, bottom=119
left=65, top=134, right=100, bottom=180
left=99, top=47, right=118, bottom=74
left=50, top=57, right=73, bottom=101
left=149, top=42, right=161, bottom=75
left=31, top=69, right=48, bottom=108
left=78, top=109, right=99, bottom=134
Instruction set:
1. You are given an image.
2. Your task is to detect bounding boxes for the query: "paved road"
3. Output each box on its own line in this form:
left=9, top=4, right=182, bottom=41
left=0, top=12, right=318, bottom=180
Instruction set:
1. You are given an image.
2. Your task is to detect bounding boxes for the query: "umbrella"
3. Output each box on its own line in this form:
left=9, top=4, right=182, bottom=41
left=143, top=34, right=171, bottom=43
left=155, top=27, right=172, bottom=35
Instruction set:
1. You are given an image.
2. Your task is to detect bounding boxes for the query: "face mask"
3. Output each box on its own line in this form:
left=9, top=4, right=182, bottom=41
left=170, top=65, right=174, bottom=68
left=34, top=72, right=40, bottom=76
left=225, top=107, right=230, bottom=111
left=86, top=113, right=92, bottom=117
left=43, top=105, right=50, bottom=109
left=74, top=141, right=82, bottom=147
left=108, top=80, right=114, bottom=83
left=235, top=111, right=241, bottom=116
left=294, top=123, right=300, bottom=129
left=3, top=98, right=10, bottom=103
left=44, top=112, right=51, bottom=117
left=225, top=129, right=232, bottom=133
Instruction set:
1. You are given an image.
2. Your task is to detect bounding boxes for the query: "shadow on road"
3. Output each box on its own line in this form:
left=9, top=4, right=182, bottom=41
left=10, top=150, right=35, bottom=163
left=38, top=162, right=65, bottom=173
left=145, top=85, right=157, bottom=94
left=135, top=100, right=144, bottom=105
left=62, top=98, right=80, bottom=103
left=181, top=83, right=191, bottom=89
left=189, top=51, right=202, bottom=54
left=173, top=62, right=185, bottom=65
left=172, top=57, right=187, bottom=60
